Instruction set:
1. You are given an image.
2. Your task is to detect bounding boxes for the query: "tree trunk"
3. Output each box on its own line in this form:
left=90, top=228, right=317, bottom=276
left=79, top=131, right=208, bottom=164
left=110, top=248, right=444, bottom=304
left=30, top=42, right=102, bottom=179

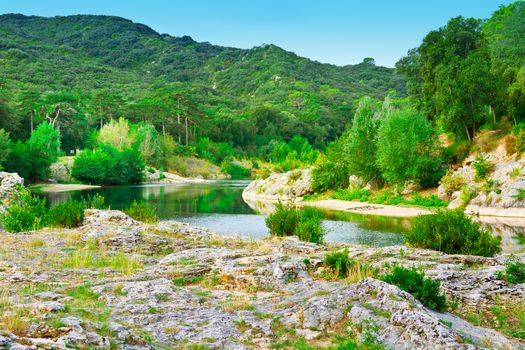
left=185, top=117, right=189, bottom=145
left=489, top=104, right=496, bottom=125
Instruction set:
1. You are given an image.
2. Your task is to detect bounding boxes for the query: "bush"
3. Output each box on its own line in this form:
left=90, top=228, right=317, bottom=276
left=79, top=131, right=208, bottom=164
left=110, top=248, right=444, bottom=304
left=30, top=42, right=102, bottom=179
left=265, top=202, right=299, bottom=237
left=311, top=138, right=349, bottom=193
left=332, top=188, right=371, bottom=202
left=376, top=110, right=444, bottom=187
left=82, top=193, right=106, bottom=209
left=124, top=200, right=157, bottom=223
left=324, top=249, right=351, bottom=278
left=405, top=209, right=501, bottom=257
left=295, top=207, right=325, bottom=244
left=48, top=201, right=85, bottom=228
left=72, top=145, right=145, bottom=185
left=472, top=154, right=494, bottom=181
left=505, top=135, right=518, bottom=156
left=439, top=170, right=465, bottom=196
left=497, top=256, right=525, bottom=285
left=381, top=265, right=447, bottom=311
left=220, top=162, right=251, bottom=179
left=0, top=187, right=48, bottom=232
left=324, top=248, right=378, bottom=281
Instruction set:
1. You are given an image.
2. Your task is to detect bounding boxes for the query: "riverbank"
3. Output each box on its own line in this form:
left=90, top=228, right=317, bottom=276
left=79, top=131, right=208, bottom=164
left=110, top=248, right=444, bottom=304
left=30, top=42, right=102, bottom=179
left=301, top=199, right=432, bottom=217
left=0, top=209, right=523, bottom=349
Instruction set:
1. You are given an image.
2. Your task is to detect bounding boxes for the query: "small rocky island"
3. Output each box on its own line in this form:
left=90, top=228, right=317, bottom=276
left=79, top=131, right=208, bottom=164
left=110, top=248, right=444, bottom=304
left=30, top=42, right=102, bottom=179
left=0, top=201, right=523, bottom=349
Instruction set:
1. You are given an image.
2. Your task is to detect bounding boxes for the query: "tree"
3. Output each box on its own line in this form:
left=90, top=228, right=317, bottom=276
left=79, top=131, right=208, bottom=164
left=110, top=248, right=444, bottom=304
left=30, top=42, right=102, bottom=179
left=98, top=117, right=136, bottom=150
left=4, top=122, right=60, bottom=182
left=343, top=97, right=382, bottom=181
left=0, top=129, right=11, bottom=170
left=376, top=110, right=444, bottom=187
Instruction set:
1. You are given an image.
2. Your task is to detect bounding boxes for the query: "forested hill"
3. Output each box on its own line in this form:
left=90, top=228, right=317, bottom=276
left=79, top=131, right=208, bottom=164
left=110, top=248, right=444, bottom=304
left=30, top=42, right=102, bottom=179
left=0, top=14, right=405, bottom=152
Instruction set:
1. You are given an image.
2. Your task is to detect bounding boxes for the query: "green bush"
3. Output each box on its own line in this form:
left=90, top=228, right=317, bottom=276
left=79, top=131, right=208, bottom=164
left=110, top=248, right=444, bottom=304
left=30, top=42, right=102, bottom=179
left=220, top=162, right=251, bottom=179
left=472, top=154, right=494, bottom=182
left=324, top=249, right=351, bottom=278
left=295, top=207, right=325, bottom=244
left=48, top=201, right=85, bottom=228
left=72, top=145, right=145, bottom=185
left=82, top=193, right=106, bottom=209
left=376, top=110, right=444, bottom=187
left=265, top=202, right=299, bottom=237
left=497, top=256, right=525, bottom=284
left=0, top=187, right=49, bottom=232
left=406, top=209, right=501, bottom=257
left=311, top=138, right=349, bottom=193
left=332, top=188, right=371, bottom=201
left=439, top=170, right=465, bottom=196
left=124, top=200, right=157, bottom=223
left=381, top=265, right=447, bottom=311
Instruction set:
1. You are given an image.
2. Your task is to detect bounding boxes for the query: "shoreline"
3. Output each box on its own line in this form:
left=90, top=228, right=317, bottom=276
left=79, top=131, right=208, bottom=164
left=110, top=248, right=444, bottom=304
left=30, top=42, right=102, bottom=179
left=242, top=193, right=432, bottom=218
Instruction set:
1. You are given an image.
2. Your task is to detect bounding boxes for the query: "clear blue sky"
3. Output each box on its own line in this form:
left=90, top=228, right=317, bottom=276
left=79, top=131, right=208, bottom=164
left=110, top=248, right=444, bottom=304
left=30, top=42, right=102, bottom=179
left=0, top=0, right=514, bottom=67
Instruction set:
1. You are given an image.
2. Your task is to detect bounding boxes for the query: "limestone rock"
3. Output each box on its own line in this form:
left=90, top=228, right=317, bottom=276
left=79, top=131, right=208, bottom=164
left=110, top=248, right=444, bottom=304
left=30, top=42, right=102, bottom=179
left=0, top=171, right=23, bottom=211
left=242, top=168, right=313, bottom=201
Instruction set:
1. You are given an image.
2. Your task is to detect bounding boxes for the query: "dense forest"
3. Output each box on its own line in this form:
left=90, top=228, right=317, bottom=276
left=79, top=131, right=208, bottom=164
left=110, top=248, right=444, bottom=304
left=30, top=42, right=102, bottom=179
left=0, top=14, right=404, bottom=154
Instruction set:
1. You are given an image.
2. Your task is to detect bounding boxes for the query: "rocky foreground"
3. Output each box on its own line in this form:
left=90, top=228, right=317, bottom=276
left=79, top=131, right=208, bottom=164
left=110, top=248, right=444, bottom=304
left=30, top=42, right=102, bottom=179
left=0, top=210, right=524, bottom=349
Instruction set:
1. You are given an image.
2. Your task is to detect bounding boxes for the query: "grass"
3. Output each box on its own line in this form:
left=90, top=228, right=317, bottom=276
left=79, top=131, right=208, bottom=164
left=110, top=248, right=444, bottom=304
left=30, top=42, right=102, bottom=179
left=323, top=249, right=379, bottom=282
left=497, top=255, right=525, bottom=284
left=330, top=188, right=446, bottom=208
left=461, top=297, right=525, bottom=339
left=62, top=242, right=143, bottom=275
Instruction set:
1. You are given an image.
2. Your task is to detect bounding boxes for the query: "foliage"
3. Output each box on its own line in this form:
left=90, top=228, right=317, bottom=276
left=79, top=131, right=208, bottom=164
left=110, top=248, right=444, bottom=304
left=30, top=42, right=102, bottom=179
left=343, top=97, right=382, bottom=182
left=324, top=249, right=352, bottom=279
left=0, top=187, right=48, bottom=232
left=81, top=193, right=106, bottom=209
left=4, top=122, right=60, bottom=182
left=439, top=170, right=465, bottom=196
left=124, top=200, right=157, bottom=223
left=381, top=265, right=447, bottom=311
left=472, top=154, right=494, bottom=181
left=265, top=202, right=299, bottom=237
left=220, top=162, right=251, bottom=179
left=311, top=137, right=349, bottom=192
left=48, top=200, right=85, bottom=228
left=375, top=109, right=444, bottom=187
left=331, top=188, right=445, bottom=208
left=72, top=145, right=145, bottom=185
left=295, top=207, right=325, bottom=244
left=497, top=255, right=525, bottom=284
left=0, top=14, right=405, bottom=158
left=0, top=129, right=10, bottom=170
left=406, top=209, right=501, bottom=257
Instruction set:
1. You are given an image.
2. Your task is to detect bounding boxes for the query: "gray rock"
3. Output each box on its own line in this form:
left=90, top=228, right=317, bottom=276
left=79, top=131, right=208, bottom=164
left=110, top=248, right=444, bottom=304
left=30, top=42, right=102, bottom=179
left=242, top=168, right=313, bottom=201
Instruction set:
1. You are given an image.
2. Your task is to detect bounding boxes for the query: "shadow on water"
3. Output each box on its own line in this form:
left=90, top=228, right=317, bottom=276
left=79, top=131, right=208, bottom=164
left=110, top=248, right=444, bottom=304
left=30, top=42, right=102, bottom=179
left=35, top=181, right=525, bottom=252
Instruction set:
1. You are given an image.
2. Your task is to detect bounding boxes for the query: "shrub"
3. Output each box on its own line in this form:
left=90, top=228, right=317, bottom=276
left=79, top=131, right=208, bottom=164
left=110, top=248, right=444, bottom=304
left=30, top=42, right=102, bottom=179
left=220, top=162, right=251, bottom=179
left=480, top=178, right=500, bottom=195
left=265, top=202, right=299, bottom=237
left=48, top=201, right=85, bottom=228
left=124, top=200, right=157, bottom=223
left=505, top=135, right=518, bottom=156
left=439, top=170, right=465, bottom=196
left=0, top=129, right=10, bottom=170
left=311, top=135, right=350, bottom=193
left=509, top=166, right=524, bottom=180
left=295, top=207, right=325, bottom=244
left=324, top=249, right=351, bottom=279
left=497, top=256, right=525, bottom=284
left=405, top=209, right=501, bottom=257
left=4, top=122, right=60, bottom=182
left=381, top=265, right=447, bottom=311
left=82, top=193, right=106, bottom=209
left=324, top=248, right=378, bottom=282
left=0, top=187, right=48, bottom=232
left=72, top=145, right=145, bottom=185
left=512, top=188, right=525, bottom=201
left=332, top=188, right=371, bottom=202
left=472, top=154, right=494, bottom=181
left=459, top=185, right=478, bottom=207
left=516, top=128, right=525, bottom=155
left=376, top=110, right=444, bottom=187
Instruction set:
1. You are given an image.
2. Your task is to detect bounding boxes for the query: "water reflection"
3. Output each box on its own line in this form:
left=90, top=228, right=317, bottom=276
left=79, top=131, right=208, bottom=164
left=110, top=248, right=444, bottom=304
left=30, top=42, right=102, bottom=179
left=36, top=182, right=525, bottom=252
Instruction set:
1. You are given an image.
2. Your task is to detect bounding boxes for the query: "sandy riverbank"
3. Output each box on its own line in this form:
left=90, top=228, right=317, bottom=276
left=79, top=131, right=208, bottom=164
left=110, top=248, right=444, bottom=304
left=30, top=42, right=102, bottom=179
left=301, top=199, right=432, bottom=217
left=31, top=183, right=102, bottom=193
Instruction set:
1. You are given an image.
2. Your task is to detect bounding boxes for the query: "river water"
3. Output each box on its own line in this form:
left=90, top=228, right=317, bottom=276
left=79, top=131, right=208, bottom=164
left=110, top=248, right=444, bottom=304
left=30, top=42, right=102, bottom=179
left=38, top=181, right=525, bottom=252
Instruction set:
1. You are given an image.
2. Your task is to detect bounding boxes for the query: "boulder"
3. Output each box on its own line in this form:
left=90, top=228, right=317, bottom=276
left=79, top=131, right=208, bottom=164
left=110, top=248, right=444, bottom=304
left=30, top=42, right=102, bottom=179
left=348, top=175, right=365, bottom=190
left=242, top=169, right=313, bottom=201
left=0, top=172, right=23, bottom=211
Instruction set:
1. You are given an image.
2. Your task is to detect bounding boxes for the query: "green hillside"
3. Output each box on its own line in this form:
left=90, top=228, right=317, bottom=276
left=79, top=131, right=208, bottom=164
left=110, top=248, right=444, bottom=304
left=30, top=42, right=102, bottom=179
left=0, top=14, right=406, bottom=152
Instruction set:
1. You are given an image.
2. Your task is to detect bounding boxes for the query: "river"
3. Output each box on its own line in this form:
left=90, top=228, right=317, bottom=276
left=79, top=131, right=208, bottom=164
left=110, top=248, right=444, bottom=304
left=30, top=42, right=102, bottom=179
left=37, top=181, right=525, bottom=252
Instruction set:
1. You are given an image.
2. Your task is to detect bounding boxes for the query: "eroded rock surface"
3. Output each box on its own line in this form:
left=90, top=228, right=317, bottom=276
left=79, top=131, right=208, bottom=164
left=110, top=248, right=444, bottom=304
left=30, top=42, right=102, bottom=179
left=242, top=168, right=313, bottom=202
left=0, top=211, right=523, bottom=349
left=0, top=171, right=23, bottom=211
